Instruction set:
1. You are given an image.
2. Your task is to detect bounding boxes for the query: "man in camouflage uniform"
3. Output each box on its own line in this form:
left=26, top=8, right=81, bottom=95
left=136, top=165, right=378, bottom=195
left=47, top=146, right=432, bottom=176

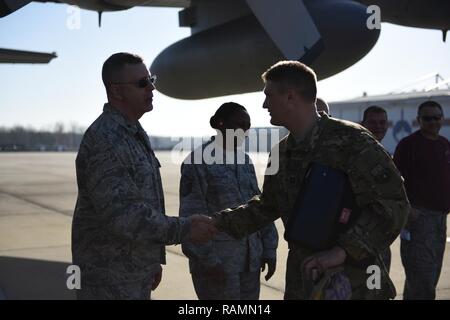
left=72, top=52, right=217, bottom=300
left=212, top=61, right=410, bottom=300
left=361, top=105, right=392, bottom=273
left=180, top=135, right=278, bottom=300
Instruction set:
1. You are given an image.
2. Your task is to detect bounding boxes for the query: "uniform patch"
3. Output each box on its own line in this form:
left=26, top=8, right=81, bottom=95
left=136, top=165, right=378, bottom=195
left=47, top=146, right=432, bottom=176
left=339, top=208, right=352, bottom=224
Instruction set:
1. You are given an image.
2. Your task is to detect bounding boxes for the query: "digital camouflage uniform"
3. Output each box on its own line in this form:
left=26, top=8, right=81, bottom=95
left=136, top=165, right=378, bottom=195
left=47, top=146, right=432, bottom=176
left=214, top=113, right=410, bottom=300
left=72, top=104, right=191, bottom=300
left=179, top=139, right=278, bottom=300
left=400, top=207, right=447, bottom=299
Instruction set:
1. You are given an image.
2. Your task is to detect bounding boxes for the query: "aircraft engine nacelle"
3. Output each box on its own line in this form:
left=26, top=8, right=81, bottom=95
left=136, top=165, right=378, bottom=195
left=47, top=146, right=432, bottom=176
left=151, top=0, right=380, bottom=100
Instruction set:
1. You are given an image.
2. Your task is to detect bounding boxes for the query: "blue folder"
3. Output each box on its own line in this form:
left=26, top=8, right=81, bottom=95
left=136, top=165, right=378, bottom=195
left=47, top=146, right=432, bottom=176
left=284, top=162, right=359, bottom=251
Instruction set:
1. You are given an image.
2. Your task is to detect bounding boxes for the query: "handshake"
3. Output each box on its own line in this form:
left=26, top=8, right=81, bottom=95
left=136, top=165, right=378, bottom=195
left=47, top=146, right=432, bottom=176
left=188, top=214, right=220, bottom=244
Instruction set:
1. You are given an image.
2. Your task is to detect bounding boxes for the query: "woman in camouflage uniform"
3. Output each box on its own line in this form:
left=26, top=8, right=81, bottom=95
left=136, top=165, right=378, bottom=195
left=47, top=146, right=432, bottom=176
left=179, top=102, right=279, bottom=300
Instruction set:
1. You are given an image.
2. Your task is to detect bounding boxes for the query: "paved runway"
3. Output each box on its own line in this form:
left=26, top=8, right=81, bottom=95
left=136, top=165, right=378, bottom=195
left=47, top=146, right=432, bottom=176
left=0, top=152, right=449, bottom=299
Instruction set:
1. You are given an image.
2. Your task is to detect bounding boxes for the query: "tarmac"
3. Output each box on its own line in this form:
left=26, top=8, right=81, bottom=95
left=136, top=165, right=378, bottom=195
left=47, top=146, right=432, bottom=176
left=0, top=152, right=449, bottom=300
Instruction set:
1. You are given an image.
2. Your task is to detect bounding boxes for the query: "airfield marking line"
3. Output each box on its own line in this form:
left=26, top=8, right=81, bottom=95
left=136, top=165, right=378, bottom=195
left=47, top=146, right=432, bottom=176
left=0, top=212, right=54, bottom=217
left=0, top=181, right=72, bottom=188
left=0, top=191, right=74, bottom=197
left=1, top=168, right=74, bottom=180
left=0, top=188, right=72, bottom=217
left=0, top=244, right=70, bottom=253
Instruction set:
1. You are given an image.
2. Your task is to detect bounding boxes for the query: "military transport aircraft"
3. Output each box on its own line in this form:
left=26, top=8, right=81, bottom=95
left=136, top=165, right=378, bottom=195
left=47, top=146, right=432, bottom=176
left=1, top=0, right=450, bottom=99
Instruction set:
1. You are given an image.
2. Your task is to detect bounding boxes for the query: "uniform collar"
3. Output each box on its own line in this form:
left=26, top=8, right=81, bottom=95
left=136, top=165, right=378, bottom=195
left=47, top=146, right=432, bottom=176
left=103, top=103, right=141, bottom=135
left=284, top=113, right=328, bottom=153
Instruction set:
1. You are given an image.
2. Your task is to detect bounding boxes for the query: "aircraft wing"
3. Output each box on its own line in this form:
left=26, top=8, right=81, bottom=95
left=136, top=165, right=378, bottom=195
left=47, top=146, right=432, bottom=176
left=245, top=0, right=323, bottom=62
left=0, top=0, right=188, bottom=17
left=0, top=48, right=57, bottom=64
left=0, top=0, right=33, bottom=17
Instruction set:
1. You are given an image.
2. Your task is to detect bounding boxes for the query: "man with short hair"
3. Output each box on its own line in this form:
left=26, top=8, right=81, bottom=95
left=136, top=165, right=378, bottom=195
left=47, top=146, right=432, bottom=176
left=361, top=105, right=391, bottom=272
left=394, top=100, right=450, bottom=300
left=211, top=60, right=410, bottom=300
left=362, top=106, right=388, bottom=142
left=72, top=52, right=217, bottom=300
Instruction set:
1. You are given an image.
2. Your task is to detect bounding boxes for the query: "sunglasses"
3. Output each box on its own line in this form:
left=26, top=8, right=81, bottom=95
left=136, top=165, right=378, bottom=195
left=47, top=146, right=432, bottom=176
left=421, top=115, right=443, bottom=122
left=112, top=75, right=156, bottom=88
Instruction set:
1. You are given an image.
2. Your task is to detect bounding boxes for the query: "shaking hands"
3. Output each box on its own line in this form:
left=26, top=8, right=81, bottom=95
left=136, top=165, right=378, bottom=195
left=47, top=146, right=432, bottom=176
left=189, top=214, right=219, bottom=244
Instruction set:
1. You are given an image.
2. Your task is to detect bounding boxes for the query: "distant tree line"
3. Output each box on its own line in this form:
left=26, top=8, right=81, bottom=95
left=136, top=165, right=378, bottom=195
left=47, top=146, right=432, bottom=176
left=0, top=124, right=286, bottom=152
left=0, top=123, right=85, bottom=151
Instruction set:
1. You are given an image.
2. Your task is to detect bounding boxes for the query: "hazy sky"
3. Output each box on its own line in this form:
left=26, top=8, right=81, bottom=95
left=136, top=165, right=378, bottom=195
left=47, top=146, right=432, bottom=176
left=1, top=3, right=449, bottom=136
